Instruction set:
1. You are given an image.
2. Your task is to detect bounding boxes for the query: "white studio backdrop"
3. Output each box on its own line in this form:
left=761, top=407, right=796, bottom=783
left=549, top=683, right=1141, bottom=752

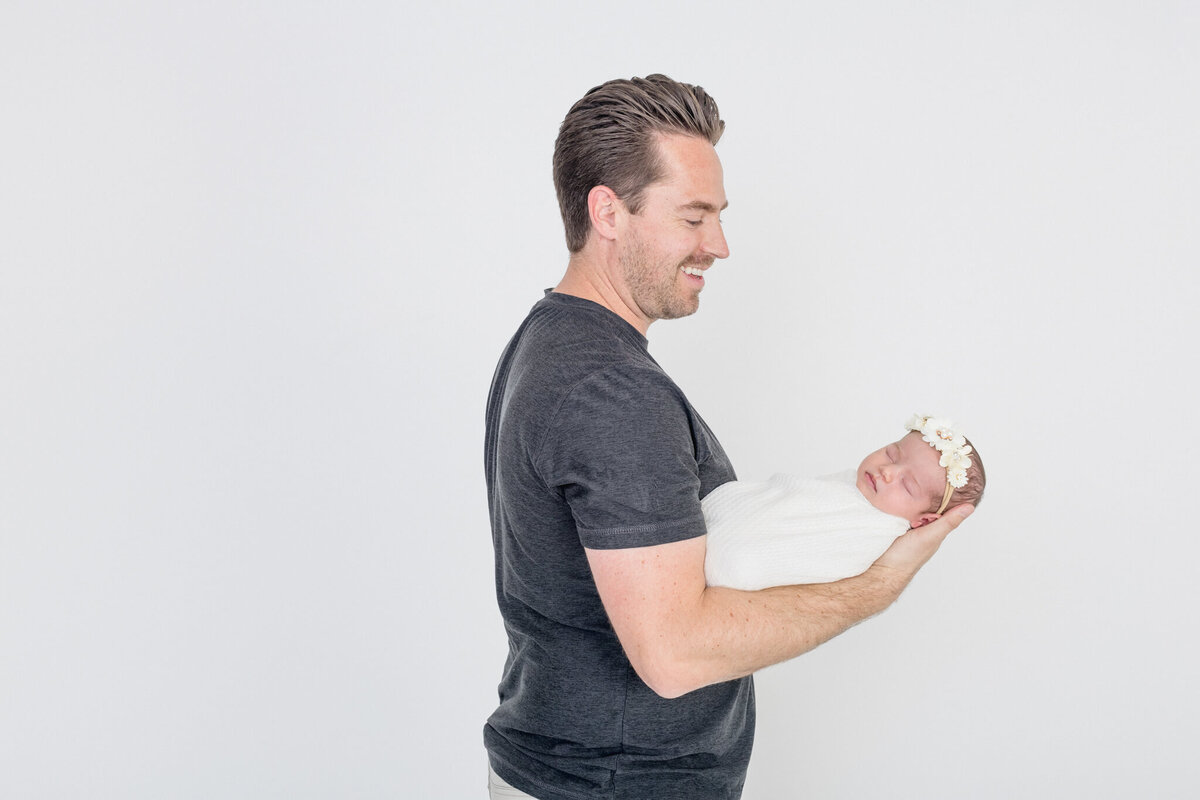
left=2, top=2, right=1196, bottom=798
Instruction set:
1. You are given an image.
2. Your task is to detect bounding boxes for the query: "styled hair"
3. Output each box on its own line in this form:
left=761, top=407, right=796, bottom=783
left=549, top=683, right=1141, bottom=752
left=553, top=74, right=725, bottom=253
left=945, top=437, right=987, bottom=510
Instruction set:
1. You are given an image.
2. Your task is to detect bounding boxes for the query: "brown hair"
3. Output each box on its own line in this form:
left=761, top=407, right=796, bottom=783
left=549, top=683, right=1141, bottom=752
left=552, top=74, right=725, bottom=253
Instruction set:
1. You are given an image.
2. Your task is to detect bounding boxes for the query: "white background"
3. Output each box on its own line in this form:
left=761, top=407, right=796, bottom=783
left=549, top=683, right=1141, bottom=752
left=3, top=2, right=1197, bottom=798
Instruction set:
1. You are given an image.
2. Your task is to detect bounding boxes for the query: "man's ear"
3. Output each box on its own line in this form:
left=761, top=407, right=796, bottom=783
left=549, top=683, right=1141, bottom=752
left=910, top=512, right=942, bottom=529
left=587, top=185, right=621, bottom=242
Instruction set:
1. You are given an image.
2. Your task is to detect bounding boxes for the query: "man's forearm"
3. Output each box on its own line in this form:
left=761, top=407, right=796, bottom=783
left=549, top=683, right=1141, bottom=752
left=651, top=564, right=908, bottom=697
left=691, top=565, right=907, bottom=686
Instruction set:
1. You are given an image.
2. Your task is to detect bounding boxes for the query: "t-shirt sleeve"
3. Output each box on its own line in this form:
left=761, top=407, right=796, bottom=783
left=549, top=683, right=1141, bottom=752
left=534, top=363, right=707, bottom=550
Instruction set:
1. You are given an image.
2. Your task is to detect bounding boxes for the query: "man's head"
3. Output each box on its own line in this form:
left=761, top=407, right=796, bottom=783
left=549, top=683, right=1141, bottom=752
left=857, top=431, right=987, bottom=528
left=553, top=74, right=725, bottom=253
left=609, top=132, right=729, bottom=326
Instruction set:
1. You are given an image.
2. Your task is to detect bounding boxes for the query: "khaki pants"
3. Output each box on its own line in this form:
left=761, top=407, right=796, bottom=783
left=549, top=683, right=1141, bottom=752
left=488, top=764, right=539, bottom=799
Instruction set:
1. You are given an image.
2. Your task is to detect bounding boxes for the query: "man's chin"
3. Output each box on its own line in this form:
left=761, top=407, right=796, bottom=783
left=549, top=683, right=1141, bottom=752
left=657, top=300, right=700, bottom=321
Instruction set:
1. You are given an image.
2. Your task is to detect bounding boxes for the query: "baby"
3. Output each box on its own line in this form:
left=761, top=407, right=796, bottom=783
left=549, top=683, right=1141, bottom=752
left=703, top=414, right=986, bottom=591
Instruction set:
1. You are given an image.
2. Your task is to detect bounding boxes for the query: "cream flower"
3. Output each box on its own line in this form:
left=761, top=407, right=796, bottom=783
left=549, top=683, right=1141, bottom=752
left=939, top=442, right=972, bottom=466
left=922, top=418, right=958, bottom=448
left=941, top=448, right=972, bottom=473
left=947, top=467, right=969, bottom=488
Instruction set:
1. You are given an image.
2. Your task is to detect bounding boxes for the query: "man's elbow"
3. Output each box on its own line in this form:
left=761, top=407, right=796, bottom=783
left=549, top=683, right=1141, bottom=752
left=630, top=653, right=708, bottom=699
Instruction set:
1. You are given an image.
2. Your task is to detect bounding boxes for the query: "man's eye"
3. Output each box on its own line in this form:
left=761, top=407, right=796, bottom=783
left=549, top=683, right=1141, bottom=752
left=686, top=219, right=702, bottom=226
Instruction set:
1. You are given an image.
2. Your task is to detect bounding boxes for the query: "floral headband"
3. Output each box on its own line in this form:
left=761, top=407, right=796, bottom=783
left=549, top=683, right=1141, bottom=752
left=906, top=413, right=973, bottom=515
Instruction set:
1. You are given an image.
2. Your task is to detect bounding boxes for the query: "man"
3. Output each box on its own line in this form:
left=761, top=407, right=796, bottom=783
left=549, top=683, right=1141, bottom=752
left=484, top=74, right=972, bottom=800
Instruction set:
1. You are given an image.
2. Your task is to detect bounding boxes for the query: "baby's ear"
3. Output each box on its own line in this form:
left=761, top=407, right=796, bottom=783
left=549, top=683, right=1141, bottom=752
left=910, top=512, right=942, bottom=529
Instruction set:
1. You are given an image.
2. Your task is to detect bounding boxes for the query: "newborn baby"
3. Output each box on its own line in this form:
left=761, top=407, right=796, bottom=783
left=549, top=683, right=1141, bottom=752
left=703, top=414, right=986, bottom=590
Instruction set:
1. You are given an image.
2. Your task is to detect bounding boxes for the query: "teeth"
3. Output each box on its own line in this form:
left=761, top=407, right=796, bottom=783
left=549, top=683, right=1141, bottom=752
left=681, top=266, right=704, bottom=276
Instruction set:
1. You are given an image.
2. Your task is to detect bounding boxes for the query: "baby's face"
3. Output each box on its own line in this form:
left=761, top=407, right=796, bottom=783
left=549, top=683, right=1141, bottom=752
left=856, top=431, right=948, bottom=527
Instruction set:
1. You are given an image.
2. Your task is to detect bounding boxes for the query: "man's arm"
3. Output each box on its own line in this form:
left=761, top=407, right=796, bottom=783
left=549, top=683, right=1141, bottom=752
left=585, top=503, right=973, bottom=699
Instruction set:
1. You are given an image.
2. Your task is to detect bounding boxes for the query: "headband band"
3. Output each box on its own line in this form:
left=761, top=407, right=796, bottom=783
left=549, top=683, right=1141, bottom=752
left=936, top=482, right=955, bottom=515
left=906, top=414, right=973, bottom=514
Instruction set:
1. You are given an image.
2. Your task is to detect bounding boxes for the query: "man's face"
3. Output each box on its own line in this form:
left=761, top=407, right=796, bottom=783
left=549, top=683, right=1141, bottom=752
left=856, top=432, right=948, bottom=526
left=616, top=134, right=729, bottom=327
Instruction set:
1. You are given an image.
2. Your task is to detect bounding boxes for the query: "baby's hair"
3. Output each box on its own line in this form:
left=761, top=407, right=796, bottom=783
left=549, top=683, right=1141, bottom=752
left=944, top=436, right=986, bottom=510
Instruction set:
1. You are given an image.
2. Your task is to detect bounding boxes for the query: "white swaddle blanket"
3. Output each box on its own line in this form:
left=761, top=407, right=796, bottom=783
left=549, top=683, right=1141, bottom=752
left=702, top=469, right=909, bottom=590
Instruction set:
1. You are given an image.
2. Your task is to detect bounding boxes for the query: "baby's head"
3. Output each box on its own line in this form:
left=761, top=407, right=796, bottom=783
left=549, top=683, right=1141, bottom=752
left=855, top=414, right=986, bottom=528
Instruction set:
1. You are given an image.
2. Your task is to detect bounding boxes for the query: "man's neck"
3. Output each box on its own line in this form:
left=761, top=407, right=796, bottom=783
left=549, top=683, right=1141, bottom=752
left=554, top=251, right=650, bottom=335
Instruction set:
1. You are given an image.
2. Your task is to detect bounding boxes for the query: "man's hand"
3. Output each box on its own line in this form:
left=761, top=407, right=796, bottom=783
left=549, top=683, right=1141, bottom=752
left=872, top=503, right=975, bottom=580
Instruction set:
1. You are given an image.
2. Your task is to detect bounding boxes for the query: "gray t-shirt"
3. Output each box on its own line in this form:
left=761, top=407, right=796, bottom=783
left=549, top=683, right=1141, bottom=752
left=484, top=292, right=753, bottom=800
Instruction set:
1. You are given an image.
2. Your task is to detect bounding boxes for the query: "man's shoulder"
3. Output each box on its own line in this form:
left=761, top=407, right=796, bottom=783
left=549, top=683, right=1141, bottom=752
left=495, top=295, right=688, bottom=446
left=511, top=293, right=660, bottom=381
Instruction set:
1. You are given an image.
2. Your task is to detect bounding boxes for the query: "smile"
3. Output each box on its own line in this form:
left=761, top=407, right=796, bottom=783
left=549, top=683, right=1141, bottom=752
left=681, top=266, right=705, bottom=277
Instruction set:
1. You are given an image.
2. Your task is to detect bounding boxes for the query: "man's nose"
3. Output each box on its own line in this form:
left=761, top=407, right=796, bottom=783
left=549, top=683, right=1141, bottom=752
left=704, top=222, right=730, bottom=259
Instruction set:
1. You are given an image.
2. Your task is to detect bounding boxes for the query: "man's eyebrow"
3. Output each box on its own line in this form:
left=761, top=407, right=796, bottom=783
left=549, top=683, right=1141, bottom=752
left=679, top=200, right=729, bottom=213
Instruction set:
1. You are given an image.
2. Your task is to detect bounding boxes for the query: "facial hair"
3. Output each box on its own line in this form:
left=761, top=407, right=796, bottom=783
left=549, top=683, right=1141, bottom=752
left=617, top=231, right=712, bottom=322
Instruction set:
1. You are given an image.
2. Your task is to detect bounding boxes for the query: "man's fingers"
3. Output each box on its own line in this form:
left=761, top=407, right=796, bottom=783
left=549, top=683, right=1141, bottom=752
left=920, top=502, right=974, bottom=542
left=911, top=501, right=973, bottom=544
left=941, top=503, right=974, bottom=530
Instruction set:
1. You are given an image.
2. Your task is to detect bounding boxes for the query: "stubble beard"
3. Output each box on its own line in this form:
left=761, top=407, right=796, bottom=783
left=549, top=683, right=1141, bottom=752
left=618, top=235, right=709, bottom=322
